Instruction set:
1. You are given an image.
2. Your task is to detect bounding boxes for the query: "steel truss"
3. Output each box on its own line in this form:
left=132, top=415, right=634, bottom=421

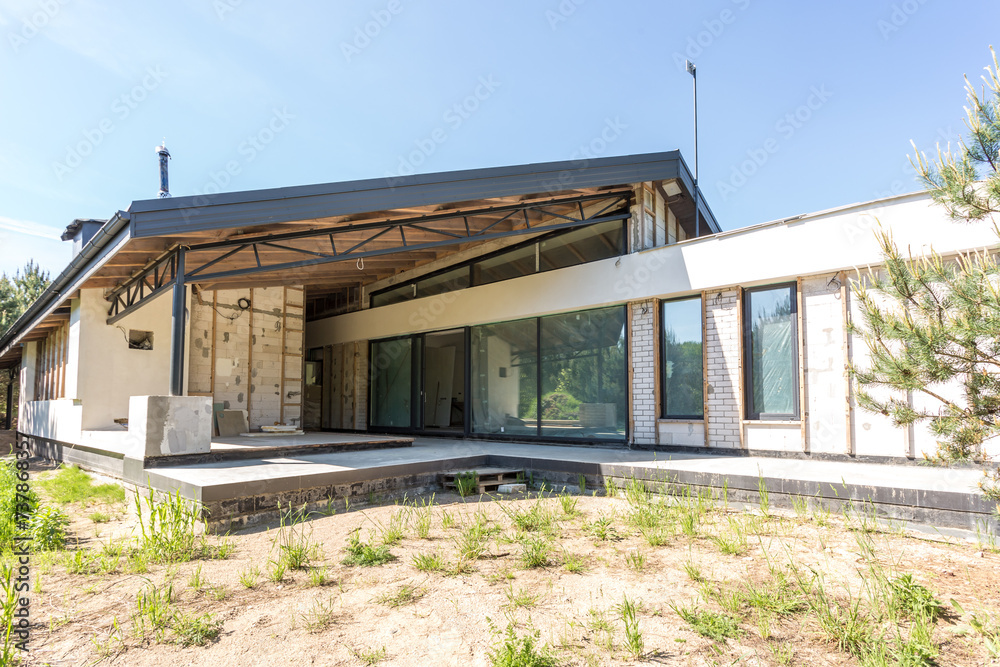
left=106, top=191, right=632, bottom=324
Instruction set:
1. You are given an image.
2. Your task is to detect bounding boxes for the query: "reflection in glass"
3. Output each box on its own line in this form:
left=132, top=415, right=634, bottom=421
left=539, top=307, right=626, bottom=440
left=661, top=298, right=704, bottom=418
left=746, top=286, right=796, bottom=417
left=370, top=338, right=412, bottom=427
left=471, top=319, right=537, bottom=437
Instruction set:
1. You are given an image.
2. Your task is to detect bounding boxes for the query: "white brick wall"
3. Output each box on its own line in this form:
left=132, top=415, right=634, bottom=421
left=704, top=289, right=742, bottom=449
left=629, top=300, right=657, bottom=445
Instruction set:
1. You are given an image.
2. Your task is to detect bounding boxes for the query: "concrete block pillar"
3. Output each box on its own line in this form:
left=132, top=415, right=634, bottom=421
left=126, top=395, right=212, bottom=459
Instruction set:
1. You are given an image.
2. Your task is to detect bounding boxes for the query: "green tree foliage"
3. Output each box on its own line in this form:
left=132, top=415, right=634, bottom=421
left=850, top=48, right=1000, bottom=461
left=0, top=260, right=51, bottom=337
left=0, top=260, right=51, bottom=428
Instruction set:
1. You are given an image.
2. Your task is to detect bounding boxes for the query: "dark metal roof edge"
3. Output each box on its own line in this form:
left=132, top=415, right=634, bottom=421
left=129, top=150, right=684, bottom=214
left=669, top=152, right=720, bottom=234
left=0, top=211, right=131, bottom=357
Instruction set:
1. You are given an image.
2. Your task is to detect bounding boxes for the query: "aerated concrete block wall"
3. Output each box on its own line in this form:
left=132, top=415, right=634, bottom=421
left=188, top=286, right=304, bottom=431
left=322, top=340, right=367, bottom=430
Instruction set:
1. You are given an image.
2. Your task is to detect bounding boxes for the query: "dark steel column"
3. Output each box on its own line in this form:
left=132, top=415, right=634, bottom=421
left=169, top=249, right=187, bottom=396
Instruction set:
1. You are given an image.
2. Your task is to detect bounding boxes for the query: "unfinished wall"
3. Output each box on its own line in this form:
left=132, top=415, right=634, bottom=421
left=321, top=340, right=367, bottom=430
left=188, top=286, right=304, bottom=430
left=628, top=182, right=683, bottom=253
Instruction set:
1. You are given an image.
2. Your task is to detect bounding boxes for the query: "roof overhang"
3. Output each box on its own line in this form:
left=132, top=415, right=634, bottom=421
left=0, top=150, right=717, bottom=364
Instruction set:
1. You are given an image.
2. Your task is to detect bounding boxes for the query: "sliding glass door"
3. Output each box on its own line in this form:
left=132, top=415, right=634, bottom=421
left=371, top=305, right=627, bottom=442
left=470, top=318, right=538, bottom=437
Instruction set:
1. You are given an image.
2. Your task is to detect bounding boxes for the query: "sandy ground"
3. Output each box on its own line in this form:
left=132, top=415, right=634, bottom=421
left=17, top=476, right=1000, bottom=667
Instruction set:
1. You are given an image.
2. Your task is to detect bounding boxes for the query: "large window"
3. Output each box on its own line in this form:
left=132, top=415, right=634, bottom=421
left=661, top=297, right=704, bottom=418
left=743, top=284, right=798, bottom=420
left=370, top=219, right=625, bottom=308
left=470, top=319, right=538, bottom=437
left=370, top=337, right=414, bottom=428
left=374, top=305, right=628, bottom=442
left=539, top=307, right=627, bottom=439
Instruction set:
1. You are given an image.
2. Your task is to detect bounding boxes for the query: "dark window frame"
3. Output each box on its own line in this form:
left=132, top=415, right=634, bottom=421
left=366, top=304, right=630, bottom=444
left=659, top=296, right=704, bottom=420
left=742, top=283, right=799, bottom=421
left=368, top=218, right=627, bottom=308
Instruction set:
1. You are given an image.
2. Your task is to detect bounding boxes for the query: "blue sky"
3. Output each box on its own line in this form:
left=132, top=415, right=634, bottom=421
left=0, top=0, right=997, bottom=278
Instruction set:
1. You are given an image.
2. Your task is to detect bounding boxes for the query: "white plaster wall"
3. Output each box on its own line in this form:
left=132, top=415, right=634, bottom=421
left=744, top=423, right=802, bottom=451
left=801, top=276, right=849, bottom=455
left=307, top=193, right=996, bottom=347
left=18, top=341, right=36, bottom=404
left=64, top=297, right=82, bottom=399
left=846, top=273, right=908, bottom=458
left=76, top=288, right=174, bottom=430
left=657, top=421, right=705, bottom=446
left=19, top=399, right=82, bottom=443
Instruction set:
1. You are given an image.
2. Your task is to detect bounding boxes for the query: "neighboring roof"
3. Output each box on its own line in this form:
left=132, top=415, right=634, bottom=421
left=60, top=218, right=107, bottom=242
left=0, top=150, right=715, bottom=366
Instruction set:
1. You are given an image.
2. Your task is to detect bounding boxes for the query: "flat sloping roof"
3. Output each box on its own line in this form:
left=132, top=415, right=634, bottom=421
left=0, top=150, right=715, bottom=366
left=128, top=150, right=719, bottom=237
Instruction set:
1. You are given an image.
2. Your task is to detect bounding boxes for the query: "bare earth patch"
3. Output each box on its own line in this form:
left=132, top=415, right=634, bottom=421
left=19, top=475, right=1000, bottom=666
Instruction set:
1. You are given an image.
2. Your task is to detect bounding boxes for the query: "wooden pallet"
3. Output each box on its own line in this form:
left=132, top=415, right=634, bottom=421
left=440, top=467, right=524, bottom=494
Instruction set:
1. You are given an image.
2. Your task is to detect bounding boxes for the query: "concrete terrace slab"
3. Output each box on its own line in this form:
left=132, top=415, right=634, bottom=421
left=141, top=432, right=414, bottom=468
left=210, top=433, right=410, bottom=451
left=136, top=437, right=999, bottom=534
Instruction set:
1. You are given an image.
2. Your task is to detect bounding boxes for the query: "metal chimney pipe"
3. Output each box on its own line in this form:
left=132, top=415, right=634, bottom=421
left=155, top=140, right=171, bottom=198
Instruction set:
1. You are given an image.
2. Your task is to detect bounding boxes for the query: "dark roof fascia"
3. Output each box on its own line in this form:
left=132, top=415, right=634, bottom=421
left=0, top=211, right=131, bottom=358
left=128, top=151, right=721, bottom=238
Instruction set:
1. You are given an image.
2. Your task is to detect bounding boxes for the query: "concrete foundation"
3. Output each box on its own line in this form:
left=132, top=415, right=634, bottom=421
left=125, top=395, right=212, bottom=459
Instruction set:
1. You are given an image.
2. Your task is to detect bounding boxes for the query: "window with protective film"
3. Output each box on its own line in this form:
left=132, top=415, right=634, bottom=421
left=743, top=284, right=798, bottom=420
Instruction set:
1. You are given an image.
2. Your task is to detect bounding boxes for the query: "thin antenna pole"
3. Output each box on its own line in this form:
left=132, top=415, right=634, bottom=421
left=686, top=60, right=699, bottom=237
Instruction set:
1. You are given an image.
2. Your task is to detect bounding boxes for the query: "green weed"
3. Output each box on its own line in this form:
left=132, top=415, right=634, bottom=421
left=343, top=530, right=395, bottom=567
left=412, top=551, right=446, bottom=573
left=39, top=464, right=125, bottom=505
left=455, top=471, right=480, bottom=497
left=238, top=565, right=260, bottom=589
left=487, top=622, right=559, bottom=667
left=618, top=595, right=644, bottom=659
left=172, top=612, right=222, bottom=647
left=519, top=535, right=553, bottom=568
left=377, top=583, right=426, bottom=608
left=672, top=603, right=742, bottom=642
